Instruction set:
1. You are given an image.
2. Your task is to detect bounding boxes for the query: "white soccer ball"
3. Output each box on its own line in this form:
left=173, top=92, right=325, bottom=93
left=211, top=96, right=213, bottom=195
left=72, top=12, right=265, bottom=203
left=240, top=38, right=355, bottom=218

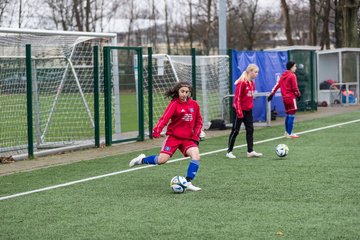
left=170, top=176, right=188, bottom=193
left=276, top=144, right=289, bottom=157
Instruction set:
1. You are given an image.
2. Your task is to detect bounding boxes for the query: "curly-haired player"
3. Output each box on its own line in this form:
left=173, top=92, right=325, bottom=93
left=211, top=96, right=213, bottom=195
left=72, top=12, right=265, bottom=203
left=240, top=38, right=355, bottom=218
left=129, top=81, right=203, bottom=191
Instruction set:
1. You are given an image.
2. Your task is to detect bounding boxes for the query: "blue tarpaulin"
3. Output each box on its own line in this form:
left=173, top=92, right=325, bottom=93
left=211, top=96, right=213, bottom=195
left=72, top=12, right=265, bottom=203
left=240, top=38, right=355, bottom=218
left=232, top=50, right=288, bottom=121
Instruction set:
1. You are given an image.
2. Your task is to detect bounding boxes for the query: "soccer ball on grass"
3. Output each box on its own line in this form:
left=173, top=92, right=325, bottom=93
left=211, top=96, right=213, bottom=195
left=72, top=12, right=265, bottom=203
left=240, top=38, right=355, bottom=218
left=170, top=176, right=188, bottom=193
left=275, top=144, right=289, bottom=157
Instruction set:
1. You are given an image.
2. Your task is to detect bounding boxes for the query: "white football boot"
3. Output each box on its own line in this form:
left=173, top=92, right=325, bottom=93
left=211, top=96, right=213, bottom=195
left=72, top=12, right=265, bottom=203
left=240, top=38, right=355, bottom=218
left=129, top=154, right=145, bottom=167
left=285, top=132, right=299, bottom=139
left=247, top=151, right=263, bottom=158
left=185, top=182, right=202, bottom=191
left=288, top=133, right=300, bottom=138
left=226, top=152, right=236, bottom=159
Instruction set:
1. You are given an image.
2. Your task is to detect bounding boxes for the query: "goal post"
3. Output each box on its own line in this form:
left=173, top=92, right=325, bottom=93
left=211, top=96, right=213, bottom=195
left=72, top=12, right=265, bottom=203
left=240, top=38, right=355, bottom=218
left=0, top=28, right=117, bottom=159
left=142, top=53, right=230, bottom=133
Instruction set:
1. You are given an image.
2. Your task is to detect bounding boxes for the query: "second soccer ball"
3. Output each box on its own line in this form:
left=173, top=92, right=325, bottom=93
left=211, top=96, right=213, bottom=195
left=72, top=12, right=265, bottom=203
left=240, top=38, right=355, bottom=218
left=276, top=144, right=289, bottom=157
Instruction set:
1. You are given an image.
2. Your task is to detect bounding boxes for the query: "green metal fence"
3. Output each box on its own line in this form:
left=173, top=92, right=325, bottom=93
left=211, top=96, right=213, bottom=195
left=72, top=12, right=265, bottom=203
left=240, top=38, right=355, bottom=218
left=1, top=44, right=231, bottom=158
left=103, top=46, right=144, bottom=146
left=288, top=49, right=317, bottom=111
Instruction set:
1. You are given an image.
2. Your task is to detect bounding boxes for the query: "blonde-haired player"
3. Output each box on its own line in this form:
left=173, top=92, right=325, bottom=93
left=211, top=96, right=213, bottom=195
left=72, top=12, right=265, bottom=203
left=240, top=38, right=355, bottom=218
left=226, top=64, right=263, bottom=159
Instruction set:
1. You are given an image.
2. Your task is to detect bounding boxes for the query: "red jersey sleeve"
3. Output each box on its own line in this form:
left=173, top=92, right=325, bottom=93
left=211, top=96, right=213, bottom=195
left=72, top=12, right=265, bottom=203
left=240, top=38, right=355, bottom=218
left=153, top=101, right=177, bottom=135
left=191, top=102, right=203, bottom=141
left=233, top=81, right=244, bottom=118
left=270, top=81, right=281, bottom=97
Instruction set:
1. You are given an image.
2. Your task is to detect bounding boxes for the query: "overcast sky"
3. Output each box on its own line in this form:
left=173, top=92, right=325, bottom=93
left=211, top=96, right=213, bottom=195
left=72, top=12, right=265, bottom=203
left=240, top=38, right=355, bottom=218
left=1, top=0, right=282, bottom=31
left=258, top=0, right=280, bottom=9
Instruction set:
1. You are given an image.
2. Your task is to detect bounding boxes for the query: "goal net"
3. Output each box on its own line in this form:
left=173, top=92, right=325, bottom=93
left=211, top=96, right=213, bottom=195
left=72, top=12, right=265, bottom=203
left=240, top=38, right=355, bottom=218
left=142, top=54, right=230, bottom=133
left=0, top=28, right=116, bottom=158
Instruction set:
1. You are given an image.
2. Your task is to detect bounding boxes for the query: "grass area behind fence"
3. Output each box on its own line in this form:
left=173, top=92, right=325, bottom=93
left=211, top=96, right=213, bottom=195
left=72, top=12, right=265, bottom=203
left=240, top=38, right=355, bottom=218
left=0, top=110, right=360, bottom=239
left=0, top=91, right=141, bottom=149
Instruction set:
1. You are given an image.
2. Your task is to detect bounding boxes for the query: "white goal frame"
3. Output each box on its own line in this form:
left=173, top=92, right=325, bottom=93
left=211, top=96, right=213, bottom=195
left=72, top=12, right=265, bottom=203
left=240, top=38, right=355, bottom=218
left=0, top=28, right=117, bottom=159
left=142, top=53, right=230, bottom=131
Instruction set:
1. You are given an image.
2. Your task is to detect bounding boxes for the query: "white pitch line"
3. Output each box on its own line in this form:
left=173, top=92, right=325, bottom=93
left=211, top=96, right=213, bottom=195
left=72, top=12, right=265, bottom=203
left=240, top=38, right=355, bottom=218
left=1, top=119, right=360, bottom=201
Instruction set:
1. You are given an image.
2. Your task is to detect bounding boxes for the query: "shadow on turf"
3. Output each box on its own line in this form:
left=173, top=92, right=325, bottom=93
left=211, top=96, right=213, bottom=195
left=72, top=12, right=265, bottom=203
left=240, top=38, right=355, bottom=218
left=271, top=157, right=289, bottom=161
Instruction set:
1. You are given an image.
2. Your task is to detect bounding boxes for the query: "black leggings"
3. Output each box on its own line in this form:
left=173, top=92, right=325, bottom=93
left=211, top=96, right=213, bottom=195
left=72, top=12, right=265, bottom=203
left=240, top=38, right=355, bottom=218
left=227, top=109, right=254, bottom=153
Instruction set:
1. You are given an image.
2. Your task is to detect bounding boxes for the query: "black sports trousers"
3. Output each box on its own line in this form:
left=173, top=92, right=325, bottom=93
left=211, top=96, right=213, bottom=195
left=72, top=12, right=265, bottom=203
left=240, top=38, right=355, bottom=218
left=227, top=109, right=254, bottom=153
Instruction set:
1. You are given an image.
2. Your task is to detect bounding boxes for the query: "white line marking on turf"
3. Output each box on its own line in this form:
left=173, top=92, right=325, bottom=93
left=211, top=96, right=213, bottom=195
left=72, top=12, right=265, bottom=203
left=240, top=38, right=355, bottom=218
left=1, top=119, right=360, bottom=201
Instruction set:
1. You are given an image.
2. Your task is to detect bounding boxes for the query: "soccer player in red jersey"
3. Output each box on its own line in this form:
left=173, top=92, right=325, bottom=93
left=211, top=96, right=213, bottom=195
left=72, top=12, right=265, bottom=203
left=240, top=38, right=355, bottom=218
left=226, top=64, right=263, bottom=159
left=267, top=61, right=301, bottom=138
left=129, top=81, right=203, bottom=191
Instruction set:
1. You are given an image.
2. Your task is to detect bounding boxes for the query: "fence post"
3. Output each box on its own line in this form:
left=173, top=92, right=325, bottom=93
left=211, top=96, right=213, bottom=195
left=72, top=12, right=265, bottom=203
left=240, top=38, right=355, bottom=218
left=147, top=47, right=153, bottom=139
left=310, top=50, right=317, bottom=110
left=138, top=47, right=144, bottom=141
left=227, top=48, right=234, bottom=123
left=191, top=48, right=196, bottom=100
left=25, top=44, right=34, bottom=158
left=103, top=47, right=112, bottom=146
left=93, top=46, right=100, bottom=148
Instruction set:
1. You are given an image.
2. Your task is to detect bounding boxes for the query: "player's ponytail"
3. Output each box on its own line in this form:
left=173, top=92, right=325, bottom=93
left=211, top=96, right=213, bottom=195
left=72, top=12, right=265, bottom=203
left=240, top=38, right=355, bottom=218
left=234, top=64, right=259, bottom=85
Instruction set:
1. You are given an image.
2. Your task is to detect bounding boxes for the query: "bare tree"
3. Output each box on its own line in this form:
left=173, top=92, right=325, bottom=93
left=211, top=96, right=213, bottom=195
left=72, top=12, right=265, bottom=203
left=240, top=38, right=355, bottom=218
left=3, top=0, right=359, bottom=51
left=205, top=0, right=213, bottom=54
left=151, top=0, right=158, bottom=51
left=72, top=0, right=93, bottom=31
left=280, top=0, right=294, bottom=45
left=334, top=0, right=359, bottom=47
left=127, top=1, right=136, bottom=46
left=341, top=0, right=360, bottom=47
left=227, top=0, right=271, bottom=50
left=105, top=0, right=142, bottom=45
left=46, top=0, right=73, bottom=30
left=19, top=0, right=22, bottom=28
left=192, top=0, right=217, bottom=54
left=73, top=0, right=83, bottom=31
left=180, top=0, right=195, bottom=49
left=164, top=0, right=171, bottom=54
left=358, top=6, right=360, bottom=46
left=319, top=0, right=331, bottom=49
left=239, top=0, right=259, bottom=49
left=309, top=0, right=317, bottom=45
left=0, top=0, right=10, bottom=26
left=227, top=0, right=245, bottom=49
left=95, top=0, right=106, bottom=32
left=44, top=0, right=117, bottom=32
left=188, top=0, right=194, bottom=49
